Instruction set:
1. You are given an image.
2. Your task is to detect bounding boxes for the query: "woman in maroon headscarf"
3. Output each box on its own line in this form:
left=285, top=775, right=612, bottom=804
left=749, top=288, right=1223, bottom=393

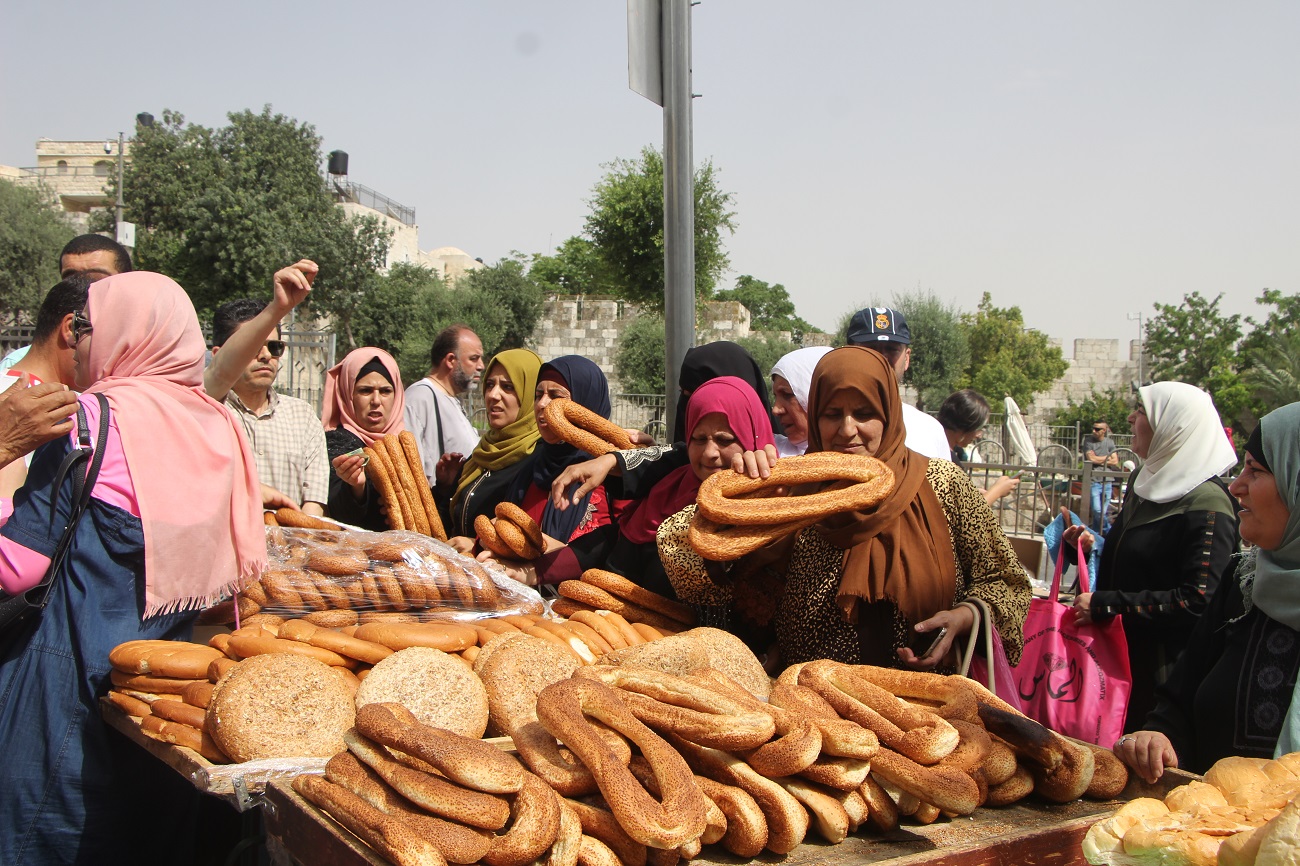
left=508, top=376, right=774, bottom=597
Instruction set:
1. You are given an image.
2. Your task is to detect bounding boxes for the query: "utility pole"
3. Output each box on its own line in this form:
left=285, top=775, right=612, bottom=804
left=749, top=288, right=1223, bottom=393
left=114, top=131, right=125, bottom=229
left=1127, top=311, right=1145, bottom=386
left=629, top=0, right=696, bottom=438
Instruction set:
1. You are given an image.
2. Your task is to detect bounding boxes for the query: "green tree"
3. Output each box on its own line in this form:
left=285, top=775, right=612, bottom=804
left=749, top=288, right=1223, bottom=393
left=114, top=107, right=391, bottom=330
left=0, top=181, right=75, bottom=322
left=351, top=262, right=446, bottom=385
left=1143, top=291, right=1249, bottom=424
left=614, top=314, right=667, bottom=395
left=453, top=257, right=545, bottom=357
left=735, top=333, right=800, bottom=378
left=714, top=275, right=816, bottom=341
left=1050, top=387, right=1134, bottom=435
left=961, top=293, right=1068, bottom=408
left=529, top=236, right=613, bottom=296
left=584, top=147, right=736, bottom=310
left=834, top=291, right=970, bottom=410
left=1241, top=289, right=1300, bottom=361
left=1243, top=331, right=1300, bottom=411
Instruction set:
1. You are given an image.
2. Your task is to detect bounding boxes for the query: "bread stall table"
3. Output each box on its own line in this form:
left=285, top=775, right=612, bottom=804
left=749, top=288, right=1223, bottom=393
left=261, top=771, right=1195, bottom=866
left=101, top=698, right=328, bottom=812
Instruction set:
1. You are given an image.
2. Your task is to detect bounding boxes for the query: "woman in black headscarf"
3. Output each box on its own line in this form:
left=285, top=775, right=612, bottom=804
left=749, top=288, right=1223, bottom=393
left=549, top=341, right=775, bottom=510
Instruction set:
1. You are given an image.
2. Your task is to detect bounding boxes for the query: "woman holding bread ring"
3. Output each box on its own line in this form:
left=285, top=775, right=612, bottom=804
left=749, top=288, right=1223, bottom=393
left=0, top=273, right=267, bottom=863
left=507, top=355, right=622, bottom=546
left=446, top=348, right=542, bottom=541
left=322, top=347, right=407, bottom=531
left=1114, top=401, right=1300, bottom=783
left=774, top=346, right=1031, bottom=669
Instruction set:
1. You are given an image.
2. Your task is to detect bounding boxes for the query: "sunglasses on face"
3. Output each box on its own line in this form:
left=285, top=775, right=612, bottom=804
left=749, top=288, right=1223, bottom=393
left=265, top=340, right=287, bottom=358
left=1093, top=426, right=1106, bottom=432
left=71, top=310, right=92, bottom=343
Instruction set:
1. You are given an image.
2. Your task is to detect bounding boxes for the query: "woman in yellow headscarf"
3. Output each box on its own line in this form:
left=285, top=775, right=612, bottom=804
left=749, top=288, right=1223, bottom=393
left=445, top=348, right=542, bottom=540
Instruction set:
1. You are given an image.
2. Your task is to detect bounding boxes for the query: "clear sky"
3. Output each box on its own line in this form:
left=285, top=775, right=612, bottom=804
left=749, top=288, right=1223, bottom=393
left=3, top=1, right=1297, bottom=356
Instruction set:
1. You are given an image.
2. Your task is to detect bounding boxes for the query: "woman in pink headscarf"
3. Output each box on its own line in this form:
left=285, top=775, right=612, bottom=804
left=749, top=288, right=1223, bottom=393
left=321, top=347, right=406, bottom=530
left=0, top=272, right=266, bottom=864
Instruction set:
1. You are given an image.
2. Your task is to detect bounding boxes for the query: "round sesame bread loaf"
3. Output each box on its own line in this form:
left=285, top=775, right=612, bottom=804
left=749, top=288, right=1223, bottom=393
left=684, top=627, right=772, bottom=699
left=354, top=647, right=489, bottom=738
left=478, top=634, right=581, bottom=735
left=207, top=653, right=355, bottom=762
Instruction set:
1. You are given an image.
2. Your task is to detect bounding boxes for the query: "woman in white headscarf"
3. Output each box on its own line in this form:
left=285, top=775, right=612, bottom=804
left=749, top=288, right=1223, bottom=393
left=770, top=346, right=832, bottom=457
left=1065, top=382, right=1240, bottom=732
left=1110, top=401, right=1300, bottom=782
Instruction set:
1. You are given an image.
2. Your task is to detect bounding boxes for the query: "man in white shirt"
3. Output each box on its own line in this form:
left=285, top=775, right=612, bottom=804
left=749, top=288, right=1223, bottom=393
left=404, top=325, right=485, bottom=484
left=846, top=306, right=952, bottom=461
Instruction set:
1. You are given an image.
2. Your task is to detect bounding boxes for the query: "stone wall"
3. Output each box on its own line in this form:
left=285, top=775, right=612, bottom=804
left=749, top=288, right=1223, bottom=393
left=1029, top=338, right=1143, bottom=425
left=529, top=296, right=755, bottom=391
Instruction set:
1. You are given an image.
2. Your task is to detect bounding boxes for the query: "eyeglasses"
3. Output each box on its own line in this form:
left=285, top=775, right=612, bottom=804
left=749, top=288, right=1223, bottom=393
left=265, top=340, right=287, bottom=358
left=71, top=310, right=92, bottom=343
left=1092, top=426, right=1106, bottom=432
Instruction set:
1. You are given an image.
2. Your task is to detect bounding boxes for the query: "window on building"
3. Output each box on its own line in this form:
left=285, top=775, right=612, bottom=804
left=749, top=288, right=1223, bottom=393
left=57, top=160, right=69, bottom=175
left=94, top=160, right=111, bottom=177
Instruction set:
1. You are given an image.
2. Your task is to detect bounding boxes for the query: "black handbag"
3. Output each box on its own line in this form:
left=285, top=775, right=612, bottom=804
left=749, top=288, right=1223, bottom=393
left=0, top=393, right=109, bottom=639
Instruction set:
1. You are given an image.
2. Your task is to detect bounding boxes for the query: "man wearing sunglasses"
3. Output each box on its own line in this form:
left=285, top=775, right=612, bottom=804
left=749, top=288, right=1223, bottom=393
left=1084, top=419, right=1120, bottom=535
left=207, top=260, right=327, bottom=515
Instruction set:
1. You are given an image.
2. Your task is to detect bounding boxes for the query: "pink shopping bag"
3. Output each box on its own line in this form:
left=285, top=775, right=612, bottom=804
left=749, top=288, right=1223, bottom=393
left=1008, top=538, right=1131, bottom=745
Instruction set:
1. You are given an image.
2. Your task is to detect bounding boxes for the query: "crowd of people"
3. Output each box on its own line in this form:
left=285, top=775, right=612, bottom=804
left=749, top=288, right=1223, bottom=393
left=0, top=235, right=1294, bottom=860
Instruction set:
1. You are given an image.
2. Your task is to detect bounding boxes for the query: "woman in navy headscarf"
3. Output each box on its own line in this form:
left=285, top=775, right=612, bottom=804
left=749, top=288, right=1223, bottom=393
left=507, top=355, right=622, bottom=546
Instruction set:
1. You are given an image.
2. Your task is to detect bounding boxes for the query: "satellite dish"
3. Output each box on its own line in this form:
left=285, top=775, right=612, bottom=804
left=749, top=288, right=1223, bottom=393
left=1004, top=396, right=1037, bottom=465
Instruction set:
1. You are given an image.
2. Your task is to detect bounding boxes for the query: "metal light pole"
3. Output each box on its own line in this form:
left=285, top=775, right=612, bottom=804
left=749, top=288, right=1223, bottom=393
left=661, top=0, right=694, bottom=440
left=1127, top=311, right=1145, bottom=386
left=113, top=132, right=125, bottom=229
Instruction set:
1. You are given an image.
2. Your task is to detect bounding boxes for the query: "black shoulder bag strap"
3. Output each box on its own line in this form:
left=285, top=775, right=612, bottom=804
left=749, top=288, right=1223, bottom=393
left=19, top=393, right=110, bottom=616
left=426, top=380, right=447, bottom=457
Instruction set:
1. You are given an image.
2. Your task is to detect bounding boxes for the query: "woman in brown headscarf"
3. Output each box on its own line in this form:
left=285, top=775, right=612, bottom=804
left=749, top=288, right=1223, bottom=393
left=774, top=346, right=1031, bottom=669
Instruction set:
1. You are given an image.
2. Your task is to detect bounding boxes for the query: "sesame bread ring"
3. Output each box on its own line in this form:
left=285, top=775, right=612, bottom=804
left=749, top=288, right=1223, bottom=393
left=562, top=799, right=646, bottom=866
left=695, top=452, right=895, bottom=527
left=374, top=569, right=410, bottom=612
left=1082, top=739, right=1128, bottom=800
left=687, top=510, right=820, bottom=562
left=261, top=567, right=307, bottom=611
left=566, top=611, right=629, bottom=650
left=694, top=775, right=767, bottom=858
left=400, top=431, right=447, bottom=540
left=279, top=618, right=394, bottom=665
left=363, top=446, right=407, bottom=531
left=241, top=580, right=269, bottom=607
left=307, top=548, right=370, bottom=577
left=360, top=574, right=387, bottom=610
left=596, top=611, right=647, bottom=647
left=355, top=702, right=524, bottom=795
left=542, top=398, right=634, bottom=457
left=495, top=502, right=544, bottom=552
left=579, top=665, right=775, bottom=751
left=985, top=763, right=1034, bottom=807
left=495, top=518, right=543, bottom=561
left=264, top=511, right=279, bottom=526
left=481, top=773, right=562, bottom=866
left=867, top=748, right=981, bottom=816
left=580, top=570, right=695, bottom=627
left=534, top=677, right=709, bottom=850
left=859, top=774, right=900, bottom=832
left=477, top=514, right=515, bottom=558
left=325, top=751, right=494, bottom=864
left=274, top=508, right=344, bottom=531
left=292, top=774, right=449, bottom=866
left=382, top=434, right=429, bottom=535
left=665, top=732, right=808, bottom=855
left=851, top=666, right=980, bottom=723
left=556, top=581, right=689, bottom=633
left=800, top=660, right=958, bottom=765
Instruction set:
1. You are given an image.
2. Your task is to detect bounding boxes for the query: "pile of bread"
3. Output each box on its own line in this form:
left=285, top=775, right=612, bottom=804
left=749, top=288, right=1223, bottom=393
left=1084, top=754, right=1300, bottom=866
left=105, top=609, right=684, bottom=765
left=274, top=630, right=1130, bottom=866
left=203, top=527, right=544, bottom=625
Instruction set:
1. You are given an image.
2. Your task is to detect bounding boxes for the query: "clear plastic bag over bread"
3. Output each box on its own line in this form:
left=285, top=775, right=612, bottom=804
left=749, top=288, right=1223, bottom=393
left=204, top=527, right=544, bottom=623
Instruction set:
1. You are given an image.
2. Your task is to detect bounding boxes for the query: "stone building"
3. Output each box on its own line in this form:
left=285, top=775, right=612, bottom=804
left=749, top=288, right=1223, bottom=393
left=2, top=139, right=130, bottom=231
